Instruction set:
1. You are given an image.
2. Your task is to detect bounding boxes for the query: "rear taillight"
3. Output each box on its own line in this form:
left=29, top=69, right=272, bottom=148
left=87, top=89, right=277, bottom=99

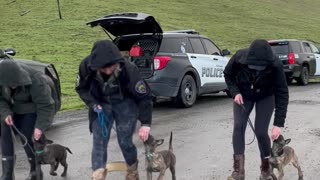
left=288, top=53, right=295, bottom=64
left=129, top=45, right=143, bottom=57
left=154, top=56, right=171, bottom=70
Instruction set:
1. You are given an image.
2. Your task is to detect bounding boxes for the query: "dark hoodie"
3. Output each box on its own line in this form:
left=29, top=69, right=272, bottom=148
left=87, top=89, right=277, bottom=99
left=76, top=40, right=153, bottom=131
left=0, top=60, right=55, bottom=131
left=223, top=39, right=289, bottom=127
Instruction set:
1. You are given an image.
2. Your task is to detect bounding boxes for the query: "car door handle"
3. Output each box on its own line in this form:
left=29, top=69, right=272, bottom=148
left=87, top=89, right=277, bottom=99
left=191, top=56, right=197, bottom=59
left=213, top=58, right=218, bottom=60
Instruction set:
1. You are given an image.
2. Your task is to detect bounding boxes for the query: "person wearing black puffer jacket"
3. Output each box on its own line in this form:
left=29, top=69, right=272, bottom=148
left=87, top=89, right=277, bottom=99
left=224, top=39, right=289, bottom=180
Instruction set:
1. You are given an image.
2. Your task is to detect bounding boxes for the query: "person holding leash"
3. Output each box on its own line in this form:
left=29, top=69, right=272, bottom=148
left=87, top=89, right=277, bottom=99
left=0, top=60, right=55, bottom=180
left=76, top=40, right=153, bottom=180
left=224, top=39, right=289, bottom=180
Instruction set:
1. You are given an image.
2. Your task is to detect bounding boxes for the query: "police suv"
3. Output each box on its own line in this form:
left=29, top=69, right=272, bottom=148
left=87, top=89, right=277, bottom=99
left=87, top=12, right=231, bottom=107
left=269, top=39, right=320, bottom=85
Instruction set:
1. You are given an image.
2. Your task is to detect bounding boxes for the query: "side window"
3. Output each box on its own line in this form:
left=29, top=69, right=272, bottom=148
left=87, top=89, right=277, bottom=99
left=202, top=38, right=221, bottom=55
left=189, top=38, right=206, bottom=54
left=309, top=43, right=320, bottom=54
left=290, top=41, right=302, bottom=53
left=302, top=42, right=312, bottom=53
left=158, top=37, right=191, bottom=53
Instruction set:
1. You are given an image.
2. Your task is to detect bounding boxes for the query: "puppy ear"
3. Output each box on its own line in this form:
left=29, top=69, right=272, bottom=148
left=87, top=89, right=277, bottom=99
left=156, top=139, right=164, bottom=146
left=285, top=138, right=291, bottom=144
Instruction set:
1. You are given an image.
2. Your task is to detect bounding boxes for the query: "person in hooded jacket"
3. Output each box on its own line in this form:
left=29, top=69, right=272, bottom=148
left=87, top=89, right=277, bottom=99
left=75, top=40, right=153, bottom=180
left=224, top=39, right=289, bottom=180
left=0, top=60, right=55, bottom=180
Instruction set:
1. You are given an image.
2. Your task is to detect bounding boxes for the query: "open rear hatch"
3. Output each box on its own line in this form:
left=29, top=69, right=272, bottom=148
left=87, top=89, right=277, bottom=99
left=87, top=12, right=163, bottom=78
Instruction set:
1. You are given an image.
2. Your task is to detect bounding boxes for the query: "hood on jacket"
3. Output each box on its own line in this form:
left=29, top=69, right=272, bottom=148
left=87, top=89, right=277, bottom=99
left=0, top=60, right=32, bottom=86
left=88, top=40, right=125, bottom=71
left=240, top=39, right=275, bottom=66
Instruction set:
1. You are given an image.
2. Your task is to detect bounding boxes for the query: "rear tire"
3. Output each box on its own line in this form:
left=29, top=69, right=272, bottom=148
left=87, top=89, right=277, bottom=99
left=175, top=75, right=197, bottom=108
left=296, top=66, right=309, bottom=85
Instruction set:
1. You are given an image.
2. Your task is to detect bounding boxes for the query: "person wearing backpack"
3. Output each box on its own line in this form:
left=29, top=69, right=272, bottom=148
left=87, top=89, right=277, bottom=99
left=224, top=39, right=289, bottom=180
left=76, top=40, right=153, bottom=180
left=0, top=60, right=55, bottom=180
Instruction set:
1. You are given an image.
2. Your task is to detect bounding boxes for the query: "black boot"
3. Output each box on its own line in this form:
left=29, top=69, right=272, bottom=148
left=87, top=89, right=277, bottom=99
left=227, top=154, right=245, bottom=180
left=0, top=156, right=15, bottom=180
left=25, top=159, right=43, bottom=180
left=259, top=158, right=274, bottom=180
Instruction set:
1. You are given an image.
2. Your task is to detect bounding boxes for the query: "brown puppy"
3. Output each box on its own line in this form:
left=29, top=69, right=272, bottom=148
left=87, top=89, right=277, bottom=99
left=33, top=134, right=72, bottom=177
left=144, top=132, right=176, bottom=180
left=269, top=135, right=303, bottom=180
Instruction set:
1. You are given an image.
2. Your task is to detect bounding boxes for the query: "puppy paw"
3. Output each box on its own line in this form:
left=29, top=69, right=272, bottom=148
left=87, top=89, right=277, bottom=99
left=50, top=172, right=57, bottom=176
left=61, top=172, right=67, bottom=177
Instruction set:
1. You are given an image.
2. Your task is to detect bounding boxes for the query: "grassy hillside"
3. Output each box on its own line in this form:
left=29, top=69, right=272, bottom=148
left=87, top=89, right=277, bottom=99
left=1, top=0, right=320, bottom=111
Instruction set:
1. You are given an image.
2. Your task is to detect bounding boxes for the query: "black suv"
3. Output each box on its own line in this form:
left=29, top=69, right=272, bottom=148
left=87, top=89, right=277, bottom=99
left=87, top=12, right=231, bottom=107
left=268, top=39, right=320, bottom=85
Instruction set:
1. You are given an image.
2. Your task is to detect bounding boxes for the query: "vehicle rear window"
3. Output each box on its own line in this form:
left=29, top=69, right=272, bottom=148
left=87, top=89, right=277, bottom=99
left=158, top=37, right=190, bottom=53
left=269, top=42, right=289, bottom=54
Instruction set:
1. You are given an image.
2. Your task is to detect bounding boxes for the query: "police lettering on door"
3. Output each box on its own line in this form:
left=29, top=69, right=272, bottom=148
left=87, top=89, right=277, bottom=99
left=202, top=67, right=223, bottom=78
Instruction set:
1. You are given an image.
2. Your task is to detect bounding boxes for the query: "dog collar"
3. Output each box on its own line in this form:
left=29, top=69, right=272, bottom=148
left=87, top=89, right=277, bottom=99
left=146, top=152, right=155, bottom=161
left=35, top=150, right=45, bottom=155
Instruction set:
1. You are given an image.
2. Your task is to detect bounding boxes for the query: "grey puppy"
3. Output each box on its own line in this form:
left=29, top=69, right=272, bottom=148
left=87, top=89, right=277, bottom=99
left=144, top=132, right=176, bottom=180
left=269, top=135, right=303, bottom=180
left=33, top=134, right=72, bottom=177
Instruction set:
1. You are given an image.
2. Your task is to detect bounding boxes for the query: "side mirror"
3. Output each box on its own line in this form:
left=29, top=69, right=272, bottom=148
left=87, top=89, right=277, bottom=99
left=222, top=49, right=231, bottom=56
left=5, top=48, right=16, bottom=56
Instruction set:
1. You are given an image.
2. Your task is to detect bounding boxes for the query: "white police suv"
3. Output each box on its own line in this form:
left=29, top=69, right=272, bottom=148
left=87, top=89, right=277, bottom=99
left=87, top=12, right=231, bottom=107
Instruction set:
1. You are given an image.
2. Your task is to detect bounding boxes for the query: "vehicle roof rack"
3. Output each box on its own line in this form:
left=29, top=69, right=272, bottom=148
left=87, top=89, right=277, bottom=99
left=165, top=29, right=199, bottom=34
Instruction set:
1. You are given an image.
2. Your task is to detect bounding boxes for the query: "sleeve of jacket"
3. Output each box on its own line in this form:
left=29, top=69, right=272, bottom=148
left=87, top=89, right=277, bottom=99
left=272, top=60, right=289, bottom=127
left=0, top=87, right=13, bottom=120
left=29, top=74, right=55, bottom=132
left=75, top=57, right=98, bottom=109
left=223, top=50, right=241, bottom=98
left=125, top=63, right=153, bottom=126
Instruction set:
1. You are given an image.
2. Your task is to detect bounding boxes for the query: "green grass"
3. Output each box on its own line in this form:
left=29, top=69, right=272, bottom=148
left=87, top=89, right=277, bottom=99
left=1, top=0, right=320, bottom=111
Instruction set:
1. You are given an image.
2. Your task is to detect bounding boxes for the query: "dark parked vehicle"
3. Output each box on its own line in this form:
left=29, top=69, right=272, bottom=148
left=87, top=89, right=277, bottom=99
left=87, top=12, right=231, bottom=107
left=268, top=39, right=320, bottom=85
left=0, top=48, right=61, bottom=132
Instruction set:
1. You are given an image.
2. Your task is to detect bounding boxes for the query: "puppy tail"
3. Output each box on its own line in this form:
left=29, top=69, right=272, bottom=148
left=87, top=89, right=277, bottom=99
left=65, top=147, right=73, bottom=154
left=169, top=131, right=173, bottom=152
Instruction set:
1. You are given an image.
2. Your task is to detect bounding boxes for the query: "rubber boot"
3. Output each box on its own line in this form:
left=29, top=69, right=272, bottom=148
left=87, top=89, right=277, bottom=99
left=25, top=158, right=43, bottom=180
left=259, top=158, right=273, bottom=180
left=227, top=154, right=245, bottom=180
left=0, top=156, right=15, bottom=180
left=91, top=168, right=107, bottom=180
left=126, top=161, right=139, bottom=180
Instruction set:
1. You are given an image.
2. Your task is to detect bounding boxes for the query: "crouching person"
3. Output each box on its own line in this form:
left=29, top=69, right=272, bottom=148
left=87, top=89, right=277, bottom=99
left=76, top=40, right=153, bottom=180
left=0, top=60, right=55, bottom=180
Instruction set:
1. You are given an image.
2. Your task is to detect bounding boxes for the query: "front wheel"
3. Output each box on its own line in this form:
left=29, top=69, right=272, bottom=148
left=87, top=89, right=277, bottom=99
left=175, top=75, right=197, bottom=108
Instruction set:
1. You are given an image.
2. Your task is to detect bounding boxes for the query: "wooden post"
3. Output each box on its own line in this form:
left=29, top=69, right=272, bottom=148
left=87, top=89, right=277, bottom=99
left=56, top=0, right=62, bottom=19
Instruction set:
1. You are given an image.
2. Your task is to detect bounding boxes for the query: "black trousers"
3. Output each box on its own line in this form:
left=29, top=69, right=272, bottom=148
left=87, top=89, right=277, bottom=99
left=1, top=113, right=37, bottom=160
left=232, top=96, right=274, bottom=159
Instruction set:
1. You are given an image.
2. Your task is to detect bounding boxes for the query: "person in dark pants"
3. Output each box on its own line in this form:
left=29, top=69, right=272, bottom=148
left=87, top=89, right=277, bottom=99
left=0, top=60, right=55, bottom=180
left=75, top=40, right=153, bottom=180
left=224, top=39, right=289, bottom=180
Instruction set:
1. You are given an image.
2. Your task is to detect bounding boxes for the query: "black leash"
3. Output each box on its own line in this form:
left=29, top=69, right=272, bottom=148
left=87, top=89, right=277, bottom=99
left=9, top=124, right=42, bottom=180
left=240, top=104, right=256, bottom=145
